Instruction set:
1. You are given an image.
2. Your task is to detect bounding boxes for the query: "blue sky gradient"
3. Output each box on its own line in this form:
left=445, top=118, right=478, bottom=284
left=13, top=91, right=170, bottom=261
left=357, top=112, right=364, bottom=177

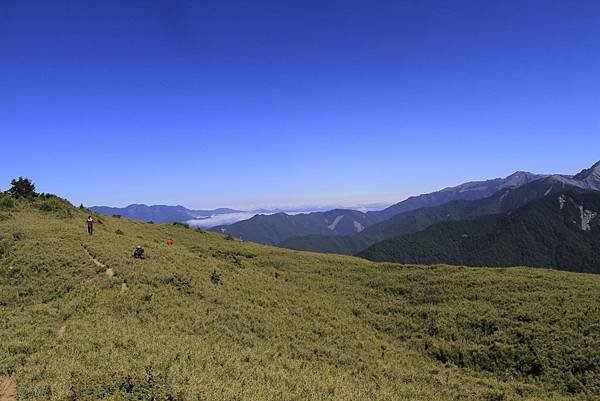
left=1, top=0, right=599, bottom=208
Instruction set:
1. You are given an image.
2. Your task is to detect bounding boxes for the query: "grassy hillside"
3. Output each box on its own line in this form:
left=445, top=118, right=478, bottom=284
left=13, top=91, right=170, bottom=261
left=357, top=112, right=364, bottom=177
left=0, top=195, right=599, bottom=400
left=359, top=192, right=600, bottom=274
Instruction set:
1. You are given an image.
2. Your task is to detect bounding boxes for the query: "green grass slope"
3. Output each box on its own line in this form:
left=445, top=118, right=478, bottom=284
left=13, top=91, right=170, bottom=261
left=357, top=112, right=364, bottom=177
left=0, top=195, right=599, bottom=400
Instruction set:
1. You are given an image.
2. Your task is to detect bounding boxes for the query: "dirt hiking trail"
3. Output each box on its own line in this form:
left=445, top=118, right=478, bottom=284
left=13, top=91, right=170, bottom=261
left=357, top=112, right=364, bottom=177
left=82, top=244, right=114, bottom=277
left=0, top=375, right=16, bottom=401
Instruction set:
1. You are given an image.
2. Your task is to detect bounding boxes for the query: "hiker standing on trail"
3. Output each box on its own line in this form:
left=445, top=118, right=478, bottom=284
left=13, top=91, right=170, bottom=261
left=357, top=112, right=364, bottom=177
left=86, top=216, right=94, bottom=235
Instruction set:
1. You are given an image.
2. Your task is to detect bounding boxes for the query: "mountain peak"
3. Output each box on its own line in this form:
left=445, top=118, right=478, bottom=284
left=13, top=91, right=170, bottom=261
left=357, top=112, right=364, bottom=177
left=500, top=171, right=541, bottom=188
left=505, top=171, right=537, bottom=180
left=574, top=160, right=600, bottom=181
left=507, top=171, right=533, bottom=177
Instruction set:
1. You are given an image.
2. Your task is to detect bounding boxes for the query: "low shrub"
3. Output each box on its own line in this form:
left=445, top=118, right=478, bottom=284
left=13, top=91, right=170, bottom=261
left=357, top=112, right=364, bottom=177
left=166, top=273, right=192, bottom=294
left=13, top=232, right=25, bottom=241
left=0, top=195, right=16, bottom=210
left=210, top=270, right=221, bottom=285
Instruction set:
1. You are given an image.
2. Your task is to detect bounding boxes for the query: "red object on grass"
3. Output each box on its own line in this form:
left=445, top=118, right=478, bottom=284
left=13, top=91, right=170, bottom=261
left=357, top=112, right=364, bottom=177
left=166, top=239, right=174, bottom=246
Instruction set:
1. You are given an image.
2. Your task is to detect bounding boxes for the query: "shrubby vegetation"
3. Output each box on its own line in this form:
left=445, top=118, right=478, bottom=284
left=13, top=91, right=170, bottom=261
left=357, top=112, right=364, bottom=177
left=365, top=267, right=599, bottom=396
left=0, top=192, right=598, bottom=400
left=35, top=196, right=73, bottom=218
left=0, top=178, right=74, bottom=219
left=0, top=195, right=16, bottom=211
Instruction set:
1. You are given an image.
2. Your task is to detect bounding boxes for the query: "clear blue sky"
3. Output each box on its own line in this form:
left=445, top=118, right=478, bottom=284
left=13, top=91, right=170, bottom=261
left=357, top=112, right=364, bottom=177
left=1, top=0, right=599, bottom=209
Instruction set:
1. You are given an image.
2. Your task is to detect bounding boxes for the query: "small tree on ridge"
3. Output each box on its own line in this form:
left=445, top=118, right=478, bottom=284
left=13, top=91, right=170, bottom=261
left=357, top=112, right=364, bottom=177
left=9, top=177, right=37, bottom=199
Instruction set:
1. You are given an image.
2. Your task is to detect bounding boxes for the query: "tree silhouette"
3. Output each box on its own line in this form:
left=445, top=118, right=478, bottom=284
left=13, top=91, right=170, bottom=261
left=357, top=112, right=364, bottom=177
left=9, top=177, right=37, bottom=199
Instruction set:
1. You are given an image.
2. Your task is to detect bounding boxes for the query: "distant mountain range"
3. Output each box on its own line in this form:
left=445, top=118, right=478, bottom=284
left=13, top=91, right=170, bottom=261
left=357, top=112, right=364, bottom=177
left=210, top=209, right=383, bottom=243
left=88, top=202, right=390, bottom=227
left=375, top=170, right=544, bottom=220
left=359, top=191, right=600, bottom=274
left=280, top=166, right=600, bottom=255
left=89, top=204, right=242, bottom=224
left=91, top=160, right=600, bottom=273
left=211, top=171, right=546, bottom=244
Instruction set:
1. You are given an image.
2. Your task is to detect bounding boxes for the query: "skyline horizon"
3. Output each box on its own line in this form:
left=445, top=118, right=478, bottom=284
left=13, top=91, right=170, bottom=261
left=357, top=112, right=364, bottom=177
left=89, top=198, right=398, bottom=213
left=9, top=156, right=599, bottom=211
left=2, top=1, right=599, bottom=208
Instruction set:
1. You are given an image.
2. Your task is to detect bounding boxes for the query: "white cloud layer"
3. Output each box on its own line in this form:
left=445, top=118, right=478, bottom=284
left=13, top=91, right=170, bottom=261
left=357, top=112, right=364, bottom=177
left=187, top=212, right=262, bottom=228
left=186, top=202, right=394, bottom=228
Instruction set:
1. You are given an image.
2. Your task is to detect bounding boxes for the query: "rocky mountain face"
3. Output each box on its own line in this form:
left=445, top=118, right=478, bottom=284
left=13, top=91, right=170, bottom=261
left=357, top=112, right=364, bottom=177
left=572, top=160, right=600, bottom=190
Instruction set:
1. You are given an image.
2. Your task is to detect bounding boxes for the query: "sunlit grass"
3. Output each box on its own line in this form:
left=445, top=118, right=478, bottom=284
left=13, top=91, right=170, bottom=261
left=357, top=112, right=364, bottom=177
left=0, top=195, right=598, bottom=400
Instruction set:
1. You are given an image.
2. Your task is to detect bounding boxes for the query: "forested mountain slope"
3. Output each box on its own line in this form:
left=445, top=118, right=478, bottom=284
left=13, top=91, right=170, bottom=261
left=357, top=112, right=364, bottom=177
left=360, top=191, right=600, bottom=273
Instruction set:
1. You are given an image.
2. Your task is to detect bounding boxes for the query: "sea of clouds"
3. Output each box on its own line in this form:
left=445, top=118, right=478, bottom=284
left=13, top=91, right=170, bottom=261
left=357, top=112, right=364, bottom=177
left=186, top=202, right=392, bottom=229
left=186, top=212, right=265, bottom=228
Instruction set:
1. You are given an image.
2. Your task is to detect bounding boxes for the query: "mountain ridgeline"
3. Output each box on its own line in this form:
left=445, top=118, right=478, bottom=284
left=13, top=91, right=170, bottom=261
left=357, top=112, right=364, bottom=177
left=211, top=171, right=545, bottom=244
left=211, top=209, right=382, bottom=244
left=359, top=191, right=600, bottom=274
left=279, top=161, right=600, bottom=259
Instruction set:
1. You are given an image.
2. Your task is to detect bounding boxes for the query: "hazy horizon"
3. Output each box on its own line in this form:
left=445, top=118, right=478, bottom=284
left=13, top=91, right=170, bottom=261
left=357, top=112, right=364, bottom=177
left=4, top=157, right=600, bottom=212
left=89, top=193, right=403, bottom=211
left=10, top=158, right=600, bottom=212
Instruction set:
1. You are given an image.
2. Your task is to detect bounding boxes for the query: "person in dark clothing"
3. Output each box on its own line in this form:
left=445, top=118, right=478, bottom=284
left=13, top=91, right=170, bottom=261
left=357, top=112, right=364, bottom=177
left=133, top=246, right=145, bottom=259
left=86, top=216, right=94, bottom=235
